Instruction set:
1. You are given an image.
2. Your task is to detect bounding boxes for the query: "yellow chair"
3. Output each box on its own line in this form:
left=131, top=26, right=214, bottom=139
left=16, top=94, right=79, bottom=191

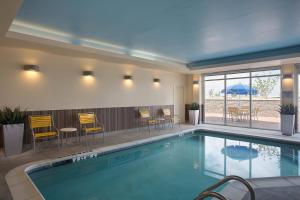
left=162, top=108, right=180, bottom=127
left=139, top=109, right=159, bottom=133
left=29, top=115, right=60, bottom=152
left=78, top=112, right=105, bottom=145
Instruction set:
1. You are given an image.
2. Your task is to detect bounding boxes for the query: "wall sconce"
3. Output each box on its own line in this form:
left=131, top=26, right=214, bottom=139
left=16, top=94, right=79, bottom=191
left=123, top=75, right=133, bottom=88
left=153, top=78, right=160, bottom=83
left=282, top=74, right=293, bottom=79
left=124, top=75, right=133, bottom=80
left=82, top=70, right=94, bottom=77
left=193, top=80, right=199, bottom=85
left=23, top=65, right=39, bottom=72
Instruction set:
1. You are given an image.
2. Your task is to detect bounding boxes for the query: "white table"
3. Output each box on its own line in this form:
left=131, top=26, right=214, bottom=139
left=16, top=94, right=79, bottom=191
left=60, top=128, right=78, bottom=144
left=156, top=118, right=166, bottom=129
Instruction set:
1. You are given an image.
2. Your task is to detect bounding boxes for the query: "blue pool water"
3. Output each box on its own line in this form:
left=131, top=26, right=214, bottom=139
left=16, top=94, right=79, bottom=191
left=29, top=131, right=300, bottom=200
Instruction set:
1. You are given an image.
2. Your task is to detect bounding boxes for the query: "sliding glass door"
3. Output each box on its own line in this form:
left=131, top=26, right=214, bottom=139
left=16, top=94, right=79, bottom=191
left=226, top=73, right=250, bottom=127
left=204, top=75, right=225, bottom=125
left=204, top=69, right=281, bottom=130
left=298, top=73, right=300, bottom=132
left=251, top=70, right=281, bottom=130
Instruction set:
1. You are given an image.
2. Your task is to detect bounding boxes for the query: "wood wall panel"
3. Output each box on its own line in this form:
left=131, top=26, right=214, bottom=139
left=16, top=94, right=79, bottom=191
left=0, top=105, right=173, bottom=147
left=0, top=126, right=2, bottom=147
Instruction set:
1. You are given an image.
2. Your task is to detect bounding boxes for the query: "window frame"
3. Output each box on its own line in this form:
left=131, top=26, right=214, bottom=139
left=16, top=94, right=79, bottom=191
left=202, top=66, right=281, bottom=130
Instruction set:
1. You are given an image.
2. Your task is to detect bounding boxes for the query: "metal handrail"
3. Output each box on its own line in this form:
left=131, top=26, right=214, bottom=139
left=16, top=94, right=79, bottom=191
left=196, top=191, right=227, bottom=200
left=194, top=175, right=255, bottom=200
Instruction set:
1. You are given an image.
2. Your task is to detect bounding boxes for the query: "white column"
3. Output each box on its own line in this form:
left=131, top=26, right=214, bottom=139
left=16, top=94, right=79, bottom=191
left=281, top=64, right=296, bottom=105
left=281, top=64, right=297, bottom=132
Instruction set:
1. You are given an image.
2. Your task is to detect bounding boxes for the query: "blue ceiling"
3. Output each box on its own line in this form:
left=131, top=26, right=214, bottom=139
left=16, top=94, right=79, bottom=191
left=14, top=0, right=300, bottom=65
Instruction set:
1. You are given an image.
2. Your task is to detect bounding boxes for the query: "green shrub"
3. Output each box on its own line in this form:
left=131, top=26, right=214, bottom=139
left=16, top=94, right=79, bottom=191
left=279, top=104, right=296, bottom=115
left=189, top=102, right=200, bottom=110
left=0, top=107, right=26, bottom=125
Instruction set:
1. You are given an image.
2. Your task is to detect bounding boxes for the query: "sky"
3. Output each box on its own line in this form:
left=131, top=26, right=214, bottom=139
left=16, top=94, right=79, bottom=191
left=205, top=75, right=281, bottom=98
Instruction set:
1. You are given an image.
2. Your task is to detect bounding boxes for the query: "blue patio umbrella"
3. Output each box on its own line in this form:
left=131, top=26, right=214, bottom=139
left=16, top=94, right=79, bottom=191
left=221, top=83, right=258, bottom=95
left=221, top=83, right=258, bottom=106
left=221, top=145, right=258, bottom=161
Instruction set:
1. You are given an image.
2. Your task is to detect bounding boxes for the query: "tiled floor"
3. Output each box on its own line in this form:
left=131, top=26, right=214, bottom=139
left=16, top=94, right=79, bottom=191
left=205, top=116, right=280, bottom=130
left=0, top=124, right=194, bottom=200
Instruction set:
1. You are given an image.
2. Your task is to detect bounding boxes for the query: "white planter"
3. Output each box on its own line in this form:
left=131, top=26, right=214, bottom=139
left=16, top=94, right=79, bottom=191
left=3, top=123, right=24, bottom=156
left=189, top=110, right=199, bottom=125
left=281, top=115, right=295, bottom=136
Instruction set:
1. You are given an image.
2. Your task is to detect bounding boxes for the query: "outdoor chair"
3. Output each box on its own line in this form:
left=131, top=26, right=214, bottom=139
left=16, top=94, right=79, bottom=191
left=239, top=106, right=250, bottom=121
left=139, top=109, right=159, bottom=133
left=78, top=112, right=105, bottom=146
left=228, top=107, right=239, bottom=121
left=29, top=115, right=60, bottom=152
left=253, top=107, right=260, bottom=120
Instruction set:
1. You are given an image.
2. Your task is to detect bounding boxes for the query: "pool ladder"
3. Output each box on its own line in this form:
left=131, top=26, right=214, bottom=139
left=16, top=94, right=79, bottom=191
left=194, top=175, right=255, bottom=200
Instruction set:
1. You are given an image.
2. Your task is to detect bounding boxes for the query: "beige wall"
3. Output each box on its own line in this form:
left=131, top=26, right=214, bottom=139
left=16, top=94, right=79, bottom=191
left=0, top=47, right=187, bottom=113
left=185, top=74, right=201, bottom=104
left=281, top=64, right=296, bottom=105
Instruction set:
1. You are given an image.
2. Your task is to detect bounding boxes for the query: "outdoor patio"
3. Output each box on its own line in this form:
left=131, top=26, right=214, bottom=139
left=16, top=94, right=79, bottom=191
left=205, top=114, right=280, bottom=130
left=204, top=98, right=281, bottom=130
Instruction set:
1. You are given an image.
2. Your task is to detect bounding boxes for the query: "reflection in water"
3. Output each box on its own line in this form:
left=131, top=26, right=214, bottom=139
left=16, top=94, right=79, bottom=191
left=203, top=134, right=300, bottom=179
left=221, top=145, right=258, bottom=161
left=257, top=144, right=280, bottom=160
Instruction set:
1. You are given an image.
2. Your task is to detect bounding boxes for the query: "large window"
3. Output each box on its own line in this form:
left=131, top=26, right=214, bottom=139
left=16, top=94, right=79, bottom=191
left=298, top=74, right=300, bottom=132
left=204, top=76, right=224, bottom=125
left=204, top=69, right=281, bottom=130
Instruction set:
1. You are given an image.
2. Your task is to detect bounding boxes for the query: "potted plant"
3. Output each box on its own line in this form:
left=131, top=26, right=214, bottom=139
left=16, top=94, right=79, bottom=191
left=188, top=102, right=200, bottom=125
left=279, top=104, right=296, bottom=136
left=0, top=107, right=26, bottom=156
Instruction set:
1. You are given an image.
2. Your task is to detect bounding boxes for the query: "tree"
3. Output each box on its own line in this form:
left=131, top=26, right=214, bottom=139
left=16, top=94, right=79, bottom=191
left=253, top=76, right=279, bottom=98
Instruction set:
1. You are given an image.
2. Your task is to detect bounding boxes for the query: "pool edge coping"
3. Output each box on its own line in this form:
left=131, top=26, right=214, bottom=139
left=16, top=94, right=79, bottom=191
left=5, top=125, right=300, bottom=200
left=196, top=125, right=300, bottom=145
left=5, top=128, right=195, bottom=200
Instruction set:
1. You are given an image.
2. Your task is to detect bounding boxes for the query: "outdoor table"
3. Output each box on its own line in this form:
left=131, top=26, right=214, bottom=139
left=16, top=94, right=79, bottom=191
left=238, top=108, right=250, bottom=121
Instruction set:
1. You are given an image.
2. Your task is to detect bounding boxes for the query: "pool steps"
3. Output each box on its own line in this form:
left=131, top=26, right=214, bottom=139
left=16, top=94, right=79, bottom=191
left=195, top=175, right=255, bottom=200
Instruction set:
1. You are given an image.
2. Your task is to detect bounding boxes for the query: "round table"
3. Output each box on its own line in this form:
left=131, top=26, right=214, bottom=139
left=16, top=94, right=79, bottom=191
left=60, top=128, right=78, bottom=144
left=156, top=118, right=166, bottom=129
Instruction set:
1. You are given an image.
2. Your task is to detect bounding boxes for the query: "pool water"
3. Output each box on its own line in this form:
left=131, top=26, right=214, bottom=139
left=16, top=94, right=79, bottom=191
left=29, top=131, right=300, bottom=200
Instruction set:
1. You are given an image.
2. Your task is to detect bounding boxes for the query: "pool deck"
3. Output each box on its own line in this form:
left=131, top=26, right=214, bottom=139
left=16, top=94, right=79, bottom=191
left=2, top=123, right=300, bottom=200
left=220, top=176, right=300, bottom=200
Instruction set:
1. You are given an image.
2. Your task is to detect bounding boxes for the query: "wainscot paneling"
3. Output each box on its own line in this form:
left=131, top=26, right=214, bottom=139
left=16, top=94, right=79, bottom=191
left=0, top=105, right=173, bottom=147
